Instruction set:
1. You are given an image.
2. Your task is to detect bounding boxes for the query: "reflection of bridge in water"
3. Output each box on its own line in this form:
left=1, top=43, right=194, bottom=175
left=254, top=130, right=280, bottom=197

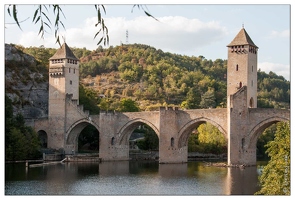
left=33, top=27, right=289, bottom=165
left=64, top=161, right=261, bottom=195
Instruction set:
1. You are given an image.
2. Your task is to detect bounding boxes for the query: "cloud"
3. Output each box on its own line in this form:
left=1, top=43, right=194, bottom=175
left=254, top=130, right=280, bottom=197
left=106, top=16, right=228, bottom=54
left=17, top=16, right=228, bottom=52
left=258, top=62, right=290, bottom=81
left=18, top=31, right=56, bottom=48
left=268, top=29, right=290, bottom=38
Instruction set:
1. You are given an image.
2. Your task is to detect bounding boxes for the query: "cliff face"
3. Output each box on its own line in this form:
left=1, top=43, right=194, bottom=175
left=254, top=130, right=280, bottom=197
left=5, top=44, right=49, bottom=119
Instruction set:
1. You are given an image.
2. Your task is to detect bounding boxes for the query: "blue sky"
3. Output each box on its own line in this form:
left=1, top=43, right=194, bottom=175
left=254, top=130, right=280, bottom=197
left=3, top=1, right=292, bottom=80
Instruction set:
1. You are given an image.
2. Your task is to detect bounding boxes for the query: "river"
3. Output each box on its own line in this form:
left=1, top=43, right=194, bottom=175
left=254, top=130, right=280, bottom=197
left=5, top=160, right=265, bottom=195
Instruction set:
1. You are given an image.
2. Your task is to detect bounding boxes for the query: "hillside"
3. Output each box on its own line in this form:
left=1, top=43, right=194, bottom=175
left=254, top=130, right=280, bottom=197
left=5, top=44, right=49, bottom=119
left=77, top=43, right=290, bottom=111
left=5, top=43, right=290, bottom=118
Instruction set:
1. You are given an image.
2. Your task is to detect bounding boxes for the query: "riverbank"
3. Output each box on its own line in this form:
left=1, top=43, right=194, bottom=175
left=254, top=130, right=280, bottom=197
left=5, top=152, right=227, bottom=164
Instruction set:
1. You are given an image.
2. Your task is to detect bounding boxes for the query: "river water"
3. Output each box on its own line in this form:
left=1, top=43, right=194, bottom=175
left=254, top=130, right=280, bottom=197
left=5, top=160, right=265, bottom=195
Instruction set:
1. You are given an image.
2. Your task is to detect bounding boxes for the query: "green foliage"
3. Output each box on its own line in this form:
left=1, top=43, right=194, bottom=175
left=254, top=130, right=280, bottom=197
left=7, top=5, right=156, bottom=47
left=257, top=70, right=290, bottom=109
left=5, top=95, right=41, bottom=161
left=76, top=44, right=289, bottom=110
left=256, top=124, right=276, bottom=159
left=136, top=125, right=159, bottom=150
left=21, top=45, right=56, bottom=68
left=255, top=121, right=290, bottom=195
left=182, top=87, right=201, bottom=109
left=10, top=43, right=290, bottom=112
left=200, top=88, right=216, bottom=109
left=188, top=123, right=227, bottom=154
left=79, top=84, right=100, bottom=114
left=118, top=98, right=140, bottom=112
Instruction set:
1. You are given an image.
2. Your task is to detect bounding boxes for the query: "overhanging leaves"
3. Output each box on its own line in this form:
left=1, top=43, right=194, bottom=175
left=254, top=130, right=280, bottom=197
left=7, top=4, right=157, bottom=47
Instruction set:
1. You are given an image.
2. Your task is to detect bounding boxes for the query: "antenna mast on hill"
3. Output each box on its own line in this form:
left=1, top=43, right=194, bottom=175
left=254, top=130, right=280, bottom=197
left=126, top=30, right=129, bottom=44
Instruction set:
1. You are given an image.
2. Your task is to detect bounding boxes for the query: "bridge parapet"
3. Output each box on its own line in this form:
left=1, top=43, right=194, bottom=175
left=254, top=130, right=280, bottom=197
left=160, top=106, right=179, bottom=111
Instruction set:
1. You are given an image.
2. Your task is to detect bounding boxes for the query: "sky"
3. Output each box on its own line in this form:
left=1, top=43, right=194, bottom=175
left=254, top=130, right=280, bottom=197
left=2, top=1, right=292, bottom=81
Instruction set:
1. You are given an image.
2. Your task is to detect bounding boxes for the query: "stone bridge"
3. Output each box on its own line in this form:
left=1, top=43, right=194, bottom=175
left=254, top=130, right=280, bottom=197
left=33, top=29, right=290, bottom=166
left=34, top=86, right=290, bottom=165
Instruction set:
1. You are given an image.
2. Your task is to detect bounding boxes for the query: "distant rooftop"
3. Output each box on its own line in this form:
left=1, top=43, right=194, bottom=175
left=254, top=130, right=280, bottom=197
left=49, top=43, right=79, bottom=60
left=227, top=28, right=258, bottom=48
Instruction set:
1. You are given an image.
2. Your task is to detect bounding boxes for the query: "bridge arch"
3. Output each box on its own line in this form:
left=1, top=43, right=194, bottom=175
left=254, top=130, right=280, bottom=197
left=248, top=116, right=289, bottom=149
left=178, top=117, right=227, bottom=148
left=37, top=130, right=48, bottom=148
left=117, top=118, right=159, bottom=145
left=65, top=118, right=100, bottom=149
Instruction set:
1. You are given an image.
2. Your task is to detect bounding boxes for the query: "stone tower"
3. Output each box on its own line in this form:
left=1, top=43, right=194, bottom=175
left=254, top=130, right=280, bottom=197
left=47, top=43, right=79, bottom=149
left=226, top=28, right=258, bottom=108
left=48, top=43, right=80, bottom=117
left=227, top=28, right=259, bottom=165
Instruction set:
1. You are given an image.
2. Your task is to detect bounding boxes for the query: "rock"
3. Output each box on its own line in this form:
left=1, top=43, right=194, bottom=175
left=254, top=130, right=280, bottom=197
left=5, top=44, right=49, bottom=121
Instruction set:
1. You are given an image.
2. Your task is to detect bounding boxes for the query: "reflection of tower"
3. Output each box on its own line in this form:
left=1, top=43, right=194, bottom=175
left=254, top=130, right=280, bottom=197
left=225, top=167, right=261, bottom=195
left=126, top=30, right=129, bottom=44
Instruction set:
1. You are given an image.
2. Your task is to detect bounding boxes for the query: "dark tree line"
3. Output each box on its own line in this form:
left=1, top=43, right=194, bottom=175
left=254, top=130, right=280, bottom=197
left=5, top=95, right=41, bottom=161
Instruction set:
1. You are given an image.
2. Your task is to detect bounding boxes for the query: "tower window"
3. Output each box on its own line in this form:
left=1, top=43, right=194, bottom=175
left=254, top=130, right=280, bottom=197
left=251, top=80, right=253, bottom=86
left=236, top=64, right=239, bottom=71
left=239, top=82, right=242, bottom=88
left=252, top=66, right=253, bottom=72
left=171, top=137, right=174, bottom=147
left=69, top=68, right=71, bottom=73
left=74, top=69, right=75, bottom=74
left=70, top=80, right=72, bottom=85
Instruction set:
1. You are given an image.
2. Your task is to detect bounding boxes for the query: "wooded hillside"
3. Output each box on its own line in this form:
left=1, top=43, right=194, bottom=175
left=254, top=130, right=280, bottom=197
left=13, top=43, right=290, bottom=113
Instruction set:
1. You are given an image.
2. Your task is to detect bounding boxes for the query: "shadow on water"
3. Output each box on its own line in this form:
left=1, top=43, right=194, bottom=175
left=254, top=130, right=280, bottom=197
left=5, top=160, right=263, bottom=195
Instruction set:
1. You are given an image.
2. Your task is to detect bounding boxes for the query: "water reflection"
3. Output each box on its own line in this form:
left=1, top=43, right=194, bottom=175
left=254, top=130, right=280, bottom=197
left=5, top=161, right=261, bottom=195
left=225, top=166, right=260, bottom=195
left=159, top=163, right=188, bottom=177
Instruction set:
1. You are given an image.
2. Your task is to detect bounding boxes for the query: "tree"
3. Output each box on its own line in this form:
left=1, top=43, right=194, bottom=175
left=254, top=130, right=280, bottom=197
left=200, top=88, right=216, bottom=108
left=79, top=84, right=100, bottom=114
left=5, top=95, right=41, bottom=161
left=197, top=123, right=227, bottom=154
left=136, top=125, right=159, bottom=151
left=118, top=98, right=139, bottom=112
left=256, top=124, right=276, bottom=159
left=255, top=121, right=290, bottom=195
left=183, top=87, right=201, bottom=109
left=6, top=4, right=156, bottom=47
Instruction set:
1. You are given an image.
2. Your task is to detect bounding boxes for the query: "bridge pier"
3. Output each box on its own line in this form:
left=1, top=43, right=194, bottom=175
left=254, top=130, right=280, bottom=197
left=227, top=135, right=257, bottom=166
left=98, top=111, right=130, bottom=161
left=99, top=145, right=130, bottom=161
left=227, top=87, right=258, bottom=166
left=158, top=107, right=187, bottom=163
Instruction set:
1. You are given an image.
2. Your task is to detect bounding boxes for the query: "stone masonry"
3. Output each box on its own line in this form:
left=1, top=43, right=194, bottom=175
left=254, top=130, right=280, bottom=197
left=34, top=28, right=290, bottom=165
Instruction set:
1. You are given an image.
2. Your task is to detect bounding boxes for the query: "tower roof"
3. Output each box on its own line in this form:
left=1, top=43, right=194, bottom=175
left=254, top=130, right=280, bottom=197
left=227, top=28, right=258, bottom=48
left=49, top=43, right=79, bottom=60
